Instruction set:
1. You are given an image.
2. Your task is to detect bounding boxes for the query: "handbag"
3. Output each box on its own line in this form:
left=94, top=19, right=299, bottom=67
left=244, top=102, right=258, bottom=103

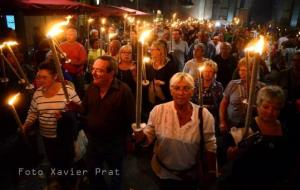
left=73, top=129, right=88, bottom=162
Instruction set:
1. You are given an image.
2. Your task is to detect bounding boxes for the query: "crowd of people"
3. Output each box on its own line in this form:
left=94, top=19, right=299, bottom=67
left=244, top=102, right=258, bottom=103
left=1, top=16, right=300, bottom=190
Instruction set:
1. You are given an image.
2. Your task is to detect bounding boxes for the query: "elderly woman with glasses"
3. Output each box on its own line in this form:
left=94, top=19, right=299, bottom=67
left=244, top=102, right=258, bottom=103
left=135, top=72, right=216, bottom=190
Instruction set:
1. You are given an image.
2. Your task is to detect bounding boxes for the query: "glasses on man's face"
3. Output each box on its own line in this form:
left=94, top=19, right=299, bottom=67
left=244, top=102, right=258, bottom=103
left=91, top=68, right=107, bottom=75
left=171, top=85, right=193, bottom=93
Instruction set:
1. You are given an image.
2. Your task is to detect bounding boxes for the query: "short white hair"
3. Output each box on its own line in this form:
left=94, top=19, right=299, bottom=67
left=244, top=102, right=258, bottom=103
left=170, top=72, right=195, bottom=89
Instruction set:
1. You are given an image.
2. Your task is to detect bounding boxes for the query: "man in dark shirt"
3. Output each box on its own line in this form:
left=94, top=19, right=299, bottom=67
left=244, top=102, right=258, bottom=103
left=213, top=42, right=237, bottom=88
left=81, top=55, right=135, bottom=190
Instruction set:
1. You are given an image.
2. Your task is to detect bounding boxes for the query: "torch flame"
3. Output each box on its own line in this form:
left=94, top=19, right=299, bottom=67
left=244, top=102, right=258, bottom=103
left=172, top=13, right=177, bottom=20
left=143, top=57, right=150, bottom=63
left=244, top=35, right=265, bottom=55
left=8, top=93, right=20, bottom=106
left=88, top=18, right=94, bottom=23
left=47, top=15, right=72, bottom=38
left=198, top=66, right=205, bottom=73
left=3, top=41, right=18, bottom=47
left=108, top=33, right=117, bottom=40
left=101, top=18, right=107, bottom=25
left=139, top=30, right=152, bottom=44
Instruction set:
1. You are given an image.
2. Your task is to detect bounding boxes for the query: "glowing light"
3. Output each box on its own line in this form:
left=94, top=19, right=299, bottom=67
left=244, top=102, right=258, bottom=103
left=88, top=18, right=94, bottom=23
left=244, top=35, right=265, bottom=55
left=47, top=16, right=72, bottom=38
left=139, top=30, right=152, bottom=44
left=101, top=18, right=106, bottom=25
left=143, top=57, right=150, bottom=63
left=108, top=33, right=117, bottom=40
left=198, top=66, right=205, bottom=73
left=3, top=41, right=18, bottom=47
left=8, top=93, right=20, bottom=106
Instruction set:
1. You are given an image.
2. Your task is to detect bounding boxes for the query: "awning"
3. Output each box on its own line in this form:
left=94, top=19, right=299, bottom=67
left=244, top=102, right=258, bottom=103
left=0, top=0, right=100, bottom=15
left=114, top=6, right=151, bottom=16
left=91, top=5, right=151, bottom=17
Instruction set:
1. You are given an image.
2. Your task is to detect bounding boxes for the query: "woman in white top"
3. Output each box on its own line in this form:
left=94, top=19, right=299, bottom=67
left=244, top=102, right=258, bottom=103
left=134, top=72, right=216, bottom=190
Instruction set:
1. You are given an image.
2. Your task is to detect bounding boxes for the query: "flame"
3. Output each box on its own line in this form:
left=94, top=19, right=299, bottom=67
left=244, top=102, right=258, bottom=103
left=0, top=44, right=4, bottom=49
left=139, top=30, right=152, bottom=44
left=3, top=41, right=18, bottom=47
left=172, top=13, right=177, bottom=20
left=8, top=93, right=20, bottom=106
left=143, top=57, right=150, bottom=63
left=244, top=35, right=265, bottom=55
left=101, top=18, right=106, bottom=25
left=47, top=16, right=72, bottom=38
left=108, top=33, right=117, bottom=40
left=198, top=66, right=205, bottom=73
left=88, top=18, right=94, bottom=23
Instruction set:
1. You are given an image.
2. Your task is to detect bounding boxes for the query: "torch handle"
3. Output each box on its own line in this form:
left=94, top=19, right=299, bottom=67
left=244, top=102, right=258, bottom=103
left=7, top=46, right=30, bottom=85
left=136, top=41, right=143, bottom=129
left=11, top=105, right=22, bottom=129
left=243, top=54, right=259, bottom=138
left=1, top=53, right=22, bottom=80
left=49, top=39, right=70, bottom=103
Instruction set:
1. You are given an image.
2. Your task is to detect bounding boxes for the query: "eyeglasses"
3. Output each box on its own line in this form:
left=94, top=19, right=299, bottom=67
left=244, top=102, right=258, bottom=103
left=91, top=68, right=107, bottom=74
left=121, top=51, right=132, bottom=54
left=171, top=85, right=193, bottom=93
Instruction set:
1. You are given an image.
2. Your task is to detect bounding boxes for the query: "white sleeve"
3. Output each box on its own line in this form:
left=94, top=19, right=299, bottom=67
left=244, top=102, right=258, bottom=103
left=143, top=106, right=159, bottom=145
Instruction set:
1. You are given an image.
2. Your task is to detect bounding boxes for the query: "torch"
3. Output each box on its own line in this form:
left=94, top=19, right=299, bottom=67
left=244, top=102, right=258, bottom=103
left=46, top=16, right=72, bottom=103
left=243, top=35, right=265, bottom=138
left=132, top=30, right=151, bottom=131
left=198, top=66, right=205, bottom=106
left=8, top=93, right=22, bottom=129
left=4, top=41, right=31, bottom=88
left=0, top=44, right=9, bottom=83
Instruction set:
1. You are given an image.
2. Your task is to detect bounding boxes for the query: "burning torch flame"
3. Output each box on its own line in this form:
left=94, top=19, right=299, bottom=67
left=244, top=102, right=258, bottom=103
left=8, top=93, right=20, bottom=106
left=101, top=18, right=107, bottom=25
left=88, top=18, right=94, bottom=23
left=3, top=41, right=18, bottom=47
left=198, top=66, right=205, bottom=73
left=143, top=57, right=150, bottom=63
left=108, top=33, right=118, bottom=40
left=139, top=30, right=152, bottom=44
left=244, top=35, right=265, bottom=55
left=47, top=15, right=72, bottom=38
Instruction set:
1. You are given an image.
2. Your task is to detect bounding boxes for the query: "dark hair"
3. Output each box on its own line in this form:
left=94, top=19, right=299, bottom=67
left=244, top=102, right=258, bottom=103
left=96, top=55, right=118, bottom=74
left=38, top=59, right=57, bottom=75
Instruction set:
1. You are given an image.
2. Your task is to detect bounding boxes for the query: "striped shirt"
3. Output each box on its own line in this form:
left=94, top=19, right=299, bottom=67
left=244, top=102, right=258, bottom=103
left=25, top=85, right=81, bottom=138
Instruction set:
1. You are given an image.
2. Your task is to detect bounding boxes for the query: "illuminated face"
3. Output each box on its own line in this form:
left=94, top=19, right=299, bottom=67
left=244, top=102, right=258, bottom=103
left=65, top=28, right=77, bottom=43
left=36, top=69, right=57, bottom=89
left=171, top=80, right=193, bottom=106
left=150, top=46, right=162, bottom=61
left=194, top=47, right=204, bottom=59
left=202, top=66, right=215, bottom=81
left=120, top=48, right=132, bottom=63
left=92, top=59, right=113, bottom=86
left=238, top=65, right=247, bottom=80
left=172, top=31, right=181, bottom=41
left=257, top=100, right=281, bottom=122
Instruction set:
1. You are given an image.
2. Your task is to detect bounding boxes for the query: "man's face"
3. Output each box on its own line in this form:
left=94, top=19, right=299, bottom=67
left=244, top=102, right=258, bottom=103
left=65, top=29, right=77, bottom=43
left=172, top=31, right=181, bottom=41
left=92, top=59, right=113, bottom=86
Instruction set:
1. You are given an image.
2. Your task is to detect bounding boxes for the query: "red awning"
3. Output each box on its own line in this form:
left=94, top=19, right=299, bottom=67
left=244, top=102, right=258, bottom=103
left=114, top=6, right=151, bottom=16
left=92, top=5, right=151, bottom=17
left=0, top=0, right=100, bottom=15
